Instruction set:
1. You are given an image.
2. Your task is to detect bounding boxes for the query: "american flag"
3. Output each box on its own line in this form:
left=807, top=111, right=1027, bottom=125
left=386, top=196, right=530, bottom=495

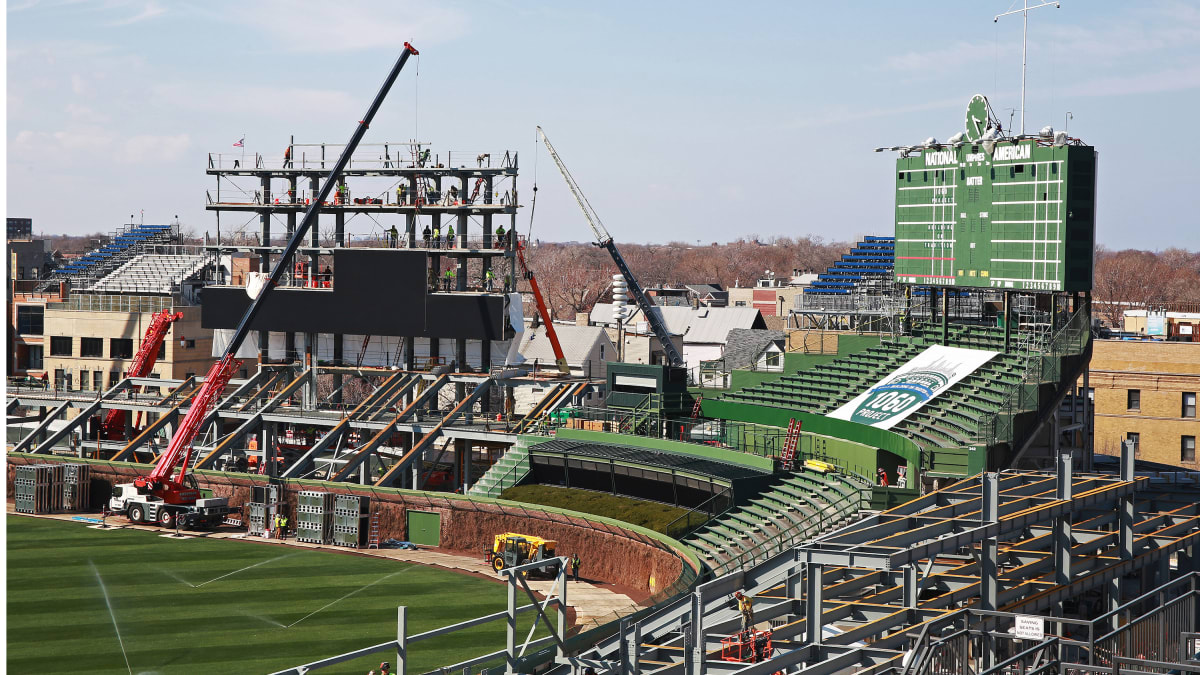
left=233, top=137, right=244, bottom=148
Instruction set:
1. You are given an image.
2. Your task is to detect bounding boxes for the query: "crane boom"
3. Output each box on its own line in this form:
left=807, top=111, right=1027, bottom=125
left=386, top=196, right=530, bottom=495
left=137, top=43, right=420, bottom=500
left=515, top=239, right=570, bottom=374
left=102, top=309, right=183, bottom=438
left=536, top=126, right=684, bottom=368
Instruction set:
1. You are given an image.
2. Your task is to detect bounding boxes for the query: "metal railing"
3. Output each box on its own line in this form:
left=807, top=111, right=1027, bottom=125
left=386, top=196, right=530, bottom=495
left=973, top=303, right=1091, bottom=451
left=207, top=147, right=518, bottom=171
left=663, top=486, right=734, bottom=540
left=536, top=406, right=790, bottom=457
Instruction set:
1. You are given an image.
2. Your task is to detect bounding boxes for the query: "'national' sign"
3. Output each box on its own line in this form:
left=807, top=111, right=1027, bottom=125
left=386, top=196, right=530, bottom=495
left=828, top=345, right=998, bottom=430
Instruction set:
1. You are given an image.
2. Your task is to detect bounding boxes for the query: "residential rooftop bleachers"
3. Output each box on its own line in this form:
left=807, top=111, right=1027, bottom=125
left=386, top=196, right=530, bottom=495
left=804, top=235, right=894, bottom=296
left=87, top=253, right=210, bottom=295
left=51, top=224, right=175, bottom=279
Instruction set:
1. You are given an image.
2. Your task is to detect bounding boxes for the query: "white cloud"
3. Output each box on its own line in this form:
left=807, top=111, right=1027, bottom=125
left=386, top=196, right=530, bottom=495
left=116, top=133, right=191, bottom=164
left=1063, top=64, right=1200, bottom=98
left=107, top=0, right=166, bottom=26
left=216, top=0, right=469, bottom=53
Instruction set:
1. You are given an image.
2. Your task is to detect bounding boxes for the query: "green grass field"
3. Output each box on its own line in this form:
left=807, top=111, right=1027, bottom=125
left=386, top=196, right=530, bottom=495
left=7, top=515, right=544, bottom=674
left=499, top=485, right=690, bottom=533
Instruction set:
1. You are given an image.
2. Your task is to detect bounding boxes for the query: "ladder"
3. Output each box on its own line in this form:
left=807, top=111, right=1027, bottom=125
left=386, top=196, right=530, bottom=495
left=366, top=511, right=381, bottom=549
left=780, top=418, right=801, bottom=470
left=691, top=396, right=704, bottom=419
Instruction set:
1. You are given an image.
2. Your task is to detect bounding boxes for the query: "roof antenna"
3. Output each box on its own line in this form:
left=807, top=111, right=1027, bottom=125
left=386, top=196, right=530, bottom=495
left=994, top=0, right=1062, bottom=135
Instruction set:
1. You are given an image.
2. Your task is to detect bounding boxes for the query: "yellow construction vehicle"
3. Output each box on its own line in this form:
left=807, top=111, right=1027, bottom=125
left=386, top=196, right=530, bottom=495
left=485, top=532, right=558, bottom=573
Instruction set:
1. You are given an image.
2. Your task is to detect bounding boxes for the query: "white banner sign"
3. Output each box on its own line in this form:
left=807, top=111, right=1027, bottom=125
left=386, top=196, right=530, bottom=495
left=828, top=345, right=998, bottom=429
left=1013, top=615, right=1045, bottom=640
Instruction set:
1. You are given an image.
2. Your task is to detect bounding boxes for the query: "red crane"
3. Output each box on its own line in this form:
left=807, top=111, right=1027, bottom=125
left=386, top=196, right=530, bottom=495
left=515, top=239, right=570, bottom=374
left=110, top=43, right=420, bottom=523
left=101, top=309, right=183, bottom=439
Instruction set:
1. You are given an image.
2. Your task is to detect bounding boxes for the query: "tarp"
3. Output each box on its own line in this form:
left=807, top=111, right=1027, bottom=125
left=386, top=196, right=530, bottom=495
left=828, top=345, right=998, bottom=429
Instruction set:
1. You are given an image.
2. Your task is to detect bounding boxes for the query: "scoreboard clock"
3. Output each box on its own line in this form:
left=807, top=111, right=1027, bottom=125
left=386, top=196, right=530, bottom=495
left=893, top=95, right=1096, bottom=292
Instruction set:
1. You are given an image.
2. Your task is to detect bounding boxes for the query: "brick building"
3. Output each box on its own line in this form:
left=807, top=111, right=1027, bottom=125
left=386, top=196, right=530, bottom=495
left=1088, top=339, right=1200, bottom=467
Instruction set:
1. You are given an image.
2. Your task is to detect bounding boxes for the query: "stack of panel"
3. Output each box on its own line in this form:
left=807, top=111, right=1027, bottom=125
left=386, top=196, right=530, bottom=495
left=296, top=490, right=334, bottom=544
left=14, top=464, right=64, bottom=514
left=61, top=464, right=91, bottom=512
left=252, top=485, right=281, bottom=505
left=247, top=502, right=268, bottom=536
left=331, top=494, right=368, bottom=548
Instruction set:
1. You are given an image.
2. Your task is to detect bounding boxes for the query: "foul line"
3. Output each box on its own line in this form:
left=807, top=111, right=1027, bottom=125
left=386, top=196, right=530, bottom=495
left=286, top=566, right=415, bottom=629
left=90, top=561, right=133, bottom=675
left=193, top=553, right=298, bottom=588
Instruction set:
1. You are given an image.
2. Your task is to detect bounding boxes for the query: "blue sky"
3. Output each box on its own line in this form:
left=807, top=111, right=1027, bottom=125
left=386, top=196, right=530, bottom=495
left=7, top=0, right=1199, bottom=250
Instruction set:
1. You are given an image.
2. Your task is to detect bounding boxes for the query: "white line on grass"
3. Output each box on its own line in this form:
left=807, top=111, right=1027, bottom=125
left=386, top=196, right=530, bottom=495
left=192, top=553, right=298, bottom=588
left=286, top=566, right=415, bottom=629
left=90, top=561, right=134, bottom=675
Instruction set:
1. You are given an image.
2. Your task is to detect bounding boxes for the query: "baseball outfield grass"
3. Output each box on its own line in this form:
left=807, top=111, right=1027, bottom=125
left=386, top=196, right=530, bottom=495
left=7, top=515, right=546, bottom=674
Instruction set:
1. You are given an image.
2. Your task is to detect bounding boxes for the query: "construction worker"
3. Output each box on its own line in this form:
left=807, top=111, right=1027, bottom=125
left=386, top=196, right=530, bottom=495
left=877, top=467, right=889, bottom=487
left=484, top=268, right=495, bottom=292
left=422, top=224, right=432, bottom=248
left=447, top=185, right=459, bottom=204
left=443, top=268, right=455, bottom=292
left=387, top=224, right=399, bottom=247
left=494, top=225, right=506, bottom=249
left=432, top=225, right=441, bottom=248
left=279, top=513, right=288, bottom=539
left=734, top=590, right=754, bottom=634
left=337, top=182, right=348, bottom=205
left=419, top=149, right=431, bottom=165
left=571, top=553, right=581, bottom=582
left=40, top=371, right=49, bottom=389
left=445, top=224, right=455, bottom=249
left=283, top=145, right=292, bottom=168
left=396, top=183, right=405, bottom=206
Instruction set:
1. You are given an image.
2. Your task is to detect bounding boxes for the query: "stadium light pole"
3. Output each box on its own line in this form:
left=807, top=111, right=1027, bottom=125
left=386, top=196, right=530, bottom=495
left=995, top=0, right=1061, bottom=135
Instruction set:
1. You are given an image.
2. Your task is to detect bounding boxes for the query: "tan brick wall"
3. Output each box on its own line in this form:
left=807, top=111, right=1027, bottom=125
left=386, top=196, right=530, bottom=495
left=1086, top=340, right=1200, bottom=467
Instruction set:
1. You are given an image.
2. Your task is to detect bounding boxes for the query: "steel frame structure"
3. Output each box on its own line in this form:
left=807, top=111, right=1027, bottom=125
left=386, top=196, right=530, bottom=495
left=559, top=443, right=1200, bottom=674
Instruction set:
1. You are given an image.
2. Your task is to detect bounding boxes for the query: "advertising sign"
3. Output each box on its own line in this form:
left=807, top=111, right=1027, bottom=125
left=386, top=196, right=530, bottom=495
left=828, top=345, right=998, bottom=429
left=1147, top=313, right=1167, bottom=336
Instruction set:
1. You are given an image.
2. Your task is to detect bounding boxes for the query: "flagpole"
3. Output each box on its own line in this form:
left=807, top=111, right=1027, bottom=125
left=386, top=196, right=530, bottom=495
left=241, top=132, right=246, bottom=166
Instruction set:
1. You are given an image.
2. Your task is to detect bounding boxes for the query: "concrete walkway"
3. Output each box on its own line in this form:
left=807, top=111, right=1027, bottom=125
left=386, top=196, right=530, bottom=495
left=8, top=507, right=639, bottom=628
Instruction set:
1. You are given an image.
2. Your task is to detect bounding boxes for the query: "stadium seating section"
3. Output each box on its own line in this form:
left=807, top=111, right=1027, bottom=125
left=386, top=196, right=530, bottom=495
left=804, top=235, right=893, bottom=296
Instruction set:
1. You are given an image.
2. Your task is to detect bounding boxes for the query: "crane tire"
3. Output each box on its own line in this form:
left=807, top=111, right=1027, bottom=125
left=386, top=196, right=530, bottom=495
left=492, top=557, right=506, bottom=572
left=159, top=510, right=175, bottom=527
left=128, top=505, right=144, bottom=523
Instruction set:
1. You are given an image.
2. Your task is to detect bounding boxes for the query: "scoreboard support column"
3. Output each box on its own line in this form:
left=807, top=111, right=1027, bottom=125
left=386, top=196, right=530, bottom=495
left=1003, top=292, right=1012, bottom=353
left=941, top=291, right=950, bottom=346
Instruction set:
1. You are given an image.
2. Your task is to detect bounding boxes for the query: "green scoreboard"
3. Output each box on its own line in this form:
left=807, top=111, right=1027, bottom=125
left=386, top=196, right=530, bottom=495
left=893, top=96, right=1097, bottom=292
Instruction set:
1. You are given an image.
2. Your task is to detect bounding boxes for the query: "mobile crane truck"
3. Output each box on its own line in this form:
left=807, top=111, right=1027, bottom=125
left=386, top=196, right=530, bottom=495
left=110, top=42, right=421, bottom=528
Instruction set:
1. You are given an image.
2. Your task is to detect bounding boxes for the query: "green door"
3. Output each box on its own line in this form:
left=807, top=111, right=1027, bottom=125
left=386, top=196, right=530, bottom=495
left=406, top=510, right=441, bottom=546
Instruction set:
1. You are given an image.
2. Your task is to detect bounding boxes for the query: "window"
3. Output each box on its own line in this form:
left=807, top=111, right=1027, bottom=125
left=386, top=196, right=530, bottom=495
left=158, top=343, right=166, bottom=360
left=28, top=345, right=43, bottom=371
left=79, top=370, right=89, bottom=390
left=1127, top=389, right=1141, bottom=411
left=54, top=369, right=68, bottom=390
left=109, top=371, right=121, bottom=388
left=1184, top=393, right=1197, bottom=419
left=80, top=338, right=104, bottom=358
left=93, top=371, right=104, bottom=391
left=49, top=336, right=72, bottom=356
left=110, top=338, right=134, bottom=359
left=1127, top=432, right=1140, bottom=455
left=1183, top=436, right=1196, bottom=463
left=16, top=305, right=43, bottom=335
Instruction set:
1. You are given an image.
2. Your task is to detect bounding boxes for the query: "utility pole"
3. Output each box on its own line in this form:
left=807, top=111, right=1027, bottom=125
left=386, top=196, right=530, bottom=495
left=995, top=1, right=1061, bottom=135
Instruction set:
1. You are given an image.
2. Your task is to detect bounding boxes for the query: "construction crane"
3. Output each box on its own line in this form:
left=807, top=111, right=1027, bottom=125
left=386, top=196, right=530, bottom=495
left=515, top=238, right=570, bottom=374
left=107, top=43, right=420, bottom=527
left=536, top=126, right=684, bottom=368
left=101, top=309, right=183, bottom=440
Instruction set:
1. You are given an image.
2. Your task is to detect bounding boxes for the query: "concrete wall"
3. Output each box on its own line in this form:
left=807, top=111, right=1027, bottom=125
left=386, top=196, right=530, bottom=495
left=1087, top=340, right=1200, bottom=467
left=5, top=455, right=698, bottom=599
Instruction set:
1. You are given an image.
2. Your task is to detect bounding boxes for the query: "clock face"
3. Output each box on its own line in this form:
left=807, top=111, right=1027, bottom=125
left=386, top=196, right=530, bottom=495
left=965, top=95, right=989, bottom=142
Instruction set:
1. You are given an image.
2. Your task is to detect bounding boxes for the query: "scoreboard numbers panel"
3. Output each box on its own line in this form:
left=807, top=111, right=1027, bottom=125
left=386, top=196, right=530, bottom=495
left=893, top=141, right=1096, bottom=292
